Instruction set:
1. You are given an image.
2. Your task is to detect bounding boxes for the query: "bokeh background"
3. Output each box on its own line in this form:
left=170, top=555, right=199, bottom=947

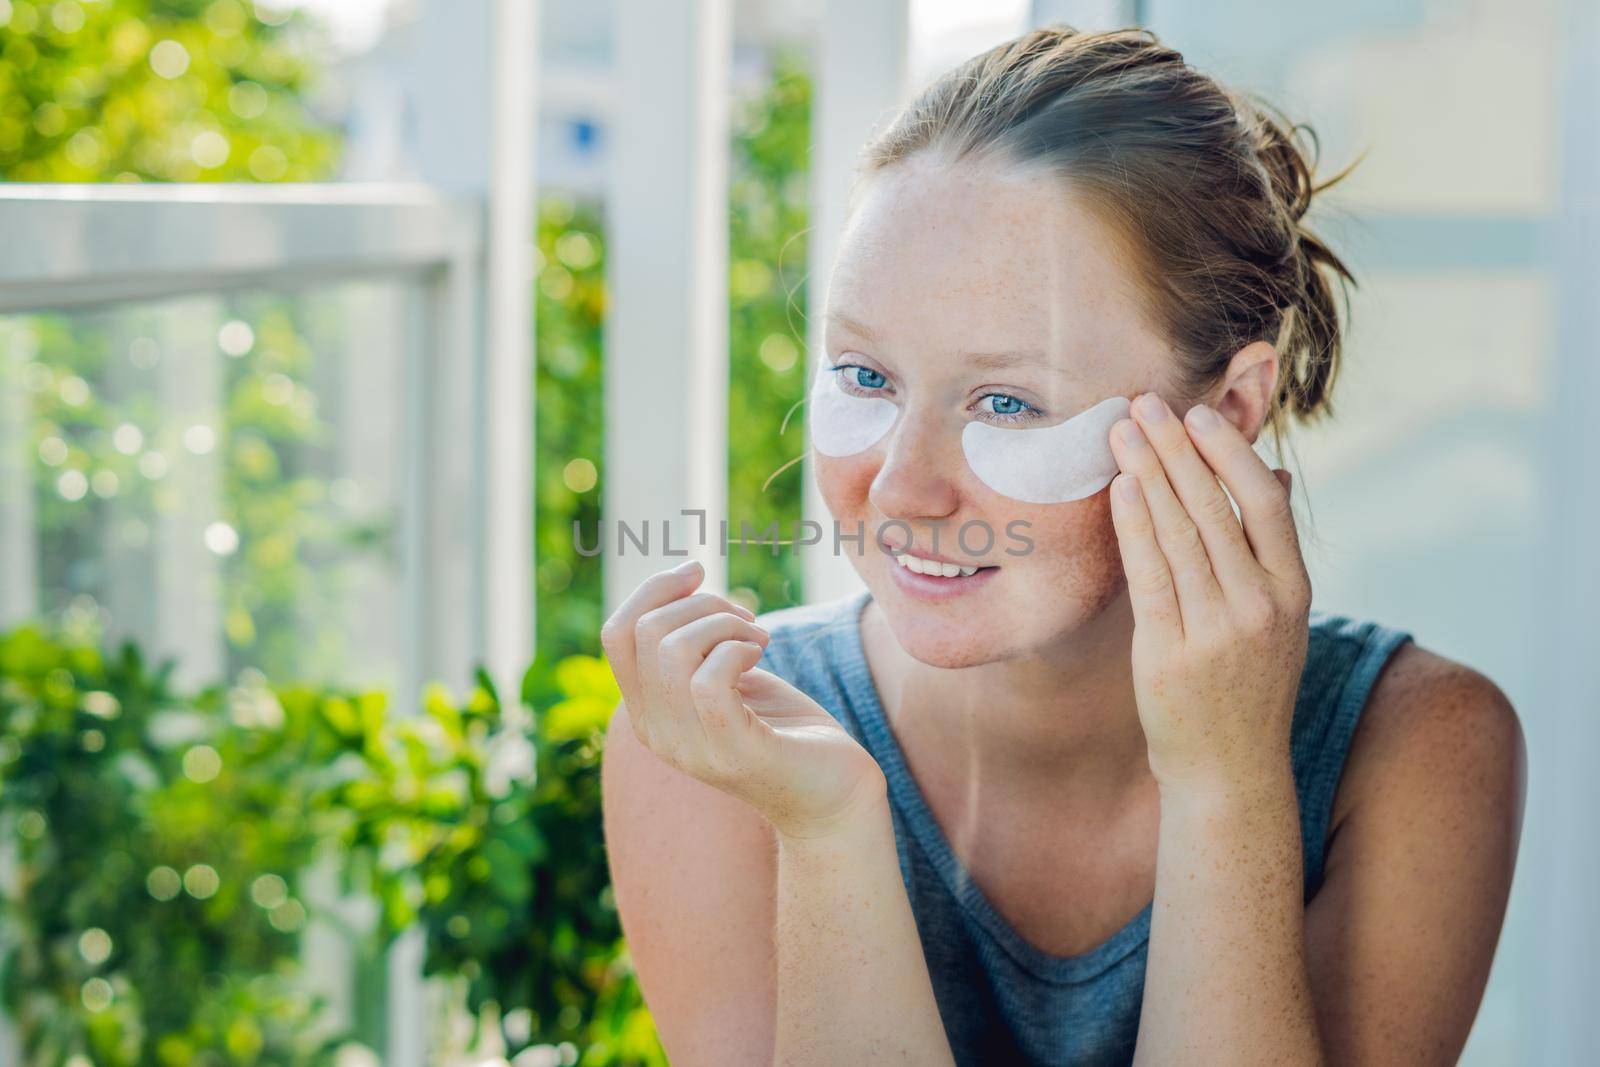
left=1, top=0, right=1594, bottom=1064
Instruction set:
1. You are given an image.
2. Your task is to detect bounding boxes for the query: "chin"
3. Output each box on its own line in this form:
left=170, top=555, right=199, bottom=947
left=865, top=566, right=1049, bottom=668
left=880, top=608, right=1012, bottom=669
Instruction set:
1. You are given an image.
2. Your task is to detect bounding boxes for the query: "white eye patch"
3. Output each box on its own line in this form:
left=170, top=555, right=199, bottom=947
left=807, top=365, right=898, bottom=457
left=807, top=362, right=1129, bottom=505
left=961, top=395, right=1131, bottom=504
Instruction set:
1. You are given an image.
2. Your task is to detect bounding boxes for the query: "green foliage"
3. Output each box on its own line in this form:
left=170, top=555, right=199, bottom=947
left=0, top=622, right=665, bottom=1066
left=727, top=47, right=812, bottom=611
left=3, top=0, right=359, bottom=682
left=329, top=655, right=657, bottom=1062
left=533, top=196, right=608, bottom=670
left=529, top=47, right=814, bottom=690
left=1, top=5, right=816, bottom=1063
left=0, top=0, right=340, bottom=182
left=0, top=625, right=346, bottom=1066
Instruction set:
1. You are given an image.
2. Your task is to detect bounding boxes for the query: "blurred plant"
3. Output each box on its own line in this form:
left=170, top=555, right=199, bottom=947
left=726, top=46, right=811, bottom=614
left=2, top=0, right=363, bottom=682
left=2, top=6, right=815, bottom=1062
left=532, top=196, right=608, bottom=673
left=0, top=624, right=348, bottom=1066
left=0, top=621, right=665, bottom=1066
left=0, top=0, right=340, bottom=182
left=330, top=654, right=663, bottom=1066
left=530, top=45, right=813, bottom=686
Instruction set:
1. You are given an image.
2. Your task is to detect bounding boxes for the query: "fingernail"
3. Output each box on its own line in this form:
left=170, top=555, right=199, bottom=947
left=671, top=558, right=700, bottom=574
left=1186, top=403, right=1220, bottom=432
left=1116, top=420, right=1145, bottom=449
left=1136, top=393, right=1168, bottom=421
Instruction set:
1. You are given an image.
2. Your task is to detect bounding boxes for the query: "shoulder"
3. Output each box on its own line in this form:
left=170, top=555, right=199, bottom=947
left=1330, top=635, right=1527, bottom=855
left=1304, top=634, right=1527, bottom=1061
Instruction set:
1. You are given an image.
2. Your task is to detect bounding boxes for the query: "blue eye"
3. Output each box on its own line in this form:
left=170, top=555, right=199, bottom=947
left=853, top=367, right=886, bottom=389
left=829, top=366, right=1038, bottom=425
left=979, top=393, right=1038, bottom=425
left=832, top=364, right=887, bottom=392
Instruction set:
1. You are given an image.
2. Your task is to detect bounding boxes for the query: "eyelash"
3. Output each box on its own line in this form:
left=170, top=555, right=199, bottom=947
left=828, top=363, right=1042, bottom=426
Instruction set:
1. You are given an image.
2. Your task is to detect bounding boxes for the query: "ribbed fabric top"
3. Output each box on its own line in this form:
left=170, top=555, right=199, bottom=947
left=753, top=586, right=1414, bottom=1066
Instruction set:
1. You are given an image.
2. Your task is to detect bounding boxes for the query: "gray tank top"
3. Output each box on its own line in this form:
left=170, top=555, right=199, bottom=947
left=752, top=587, right=1413, bottom=1066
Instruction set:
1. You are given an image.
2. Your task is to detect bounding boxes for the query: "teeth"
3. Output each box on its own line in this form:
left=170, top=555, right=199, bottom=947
left=894, top=552, right=980, bottom=578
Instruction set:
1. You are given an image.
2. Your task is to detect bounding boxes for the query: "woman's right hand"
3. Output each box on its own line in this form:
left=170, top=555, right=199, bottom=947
left=600, top=559, right=886, bottom=839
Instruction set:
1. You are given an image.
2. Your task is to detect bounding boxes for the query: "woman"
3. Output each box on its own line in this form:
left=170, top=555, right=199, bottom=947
left=600, top=26, right=1525, bottom=1067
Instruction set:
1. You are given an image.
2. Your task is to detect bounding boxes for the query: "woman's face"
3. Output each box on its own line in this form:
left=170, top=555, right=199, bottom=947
left=817, top=152, right=1179, bottom=668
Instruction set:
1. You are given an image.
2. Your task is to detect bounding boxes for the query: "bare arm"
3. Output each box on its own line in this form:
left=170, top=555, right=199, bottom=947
left=1302, top=650, right=1526, bottom=1064
left=1133, top=649, right=1526, bottom=1065
left=1107, top=395, right=1522, bottom=1063
left=599, top=562, right=955, bottom=1065
left=602, top=701, right=778, bottom=1064
left=604, top=702, right=956, bottom=1066
left=772, top=782, right=956, bottom=1067
left=1135, top=761, right=1324, bottom=1065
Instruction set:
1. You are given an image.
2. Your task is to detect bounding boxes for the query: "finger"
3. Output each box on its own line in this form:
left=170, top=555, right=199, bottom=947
left=640, top=601, right=770, bottom=765
left=633, top=591, right=764, bottom=767
left=1109, top=473, right=1185, bottom=644
left=599, top=561, right=753, bottom=731
left=1180, top=403, right=1307, bottom=587
left=600, top=560, right=703, bottom=711
left=689, top=640, right=773, bottom=779
left=1109, top=414, right=1226, bottom=626
left=1130, top=393, right=1264, bottom=595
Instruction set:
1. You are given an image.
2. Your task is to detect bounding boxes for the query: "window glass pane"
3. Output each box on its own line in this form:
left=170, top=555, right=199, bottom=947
left=0, top=280, right=419, bottom=689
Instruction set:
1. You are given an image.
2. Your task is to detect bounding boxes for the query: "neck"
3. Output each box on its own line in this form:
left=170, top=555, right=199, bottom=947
left=860, top=590, right=1153, bottom=809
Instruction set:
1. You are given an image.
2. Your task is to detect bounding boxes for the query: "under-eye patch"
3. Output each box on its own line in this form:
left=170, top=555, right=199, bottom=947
left=806, top=362, right=1128, bottom=505
left=961, top=395, right=1131, bottom=504
left=807, top=365, right=899, bottom=457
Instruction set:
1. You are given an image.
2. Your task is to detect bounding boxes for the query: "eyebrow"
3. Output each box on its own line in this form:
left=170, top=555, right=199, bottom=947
left=827, top=311, right=881, bottom=344
left=962, top=349, right=1054, bottom=371
left=828, top=311, right=1057, bottom=373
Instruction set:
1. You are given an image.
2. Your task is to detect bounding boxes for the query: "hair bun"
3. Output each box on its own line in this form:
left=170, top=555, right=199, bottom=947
left=1239, top=95, right=1318, bottom=222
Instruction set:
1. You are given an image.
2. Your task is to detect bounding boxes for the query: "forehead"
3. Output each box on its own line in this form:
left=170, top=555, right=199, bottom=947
left=827, top=153, right=1165, bottom=382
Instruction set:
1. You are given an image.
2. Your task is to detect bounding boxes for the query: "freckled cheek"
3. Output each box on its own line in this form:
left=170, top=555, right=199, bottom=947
left=815, top=453, right=876, bottom=515
left=820, top=455, right=1122, bottom=553
left=999, top=492, right=1125, bottom=601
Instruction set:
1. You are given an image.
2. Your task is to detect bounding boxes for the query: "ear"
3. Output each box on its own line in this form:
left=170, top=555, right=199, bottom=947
left=1208, top=340, right=1278, bottom=445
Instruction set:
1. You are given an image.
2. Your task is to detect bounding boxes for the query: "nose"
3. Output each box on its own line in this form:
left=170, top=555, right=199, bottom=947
left=866, top=403, right=963, bottom=523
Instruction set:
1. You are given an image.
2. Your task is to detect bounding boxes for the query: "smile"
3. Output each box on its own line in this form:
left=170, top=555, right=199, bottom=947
left=887, top=550, right=1001, bottom=602
left=894, top=552, right=984, bottom=577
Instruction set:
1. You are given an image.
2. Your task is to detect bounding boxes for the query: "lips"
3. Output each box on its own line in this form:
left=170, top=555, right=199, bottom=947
left=886, top=551, right=1001, bottom=602
left=878, top=539, right=991, bottom=571
left=892, top=552, right=986, bottom=577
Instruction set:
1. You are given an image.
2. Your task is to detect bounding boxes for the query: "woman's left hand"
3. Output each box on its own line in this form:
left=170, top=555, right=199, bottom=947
left=1106, top=391, right=1313, bottom=795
